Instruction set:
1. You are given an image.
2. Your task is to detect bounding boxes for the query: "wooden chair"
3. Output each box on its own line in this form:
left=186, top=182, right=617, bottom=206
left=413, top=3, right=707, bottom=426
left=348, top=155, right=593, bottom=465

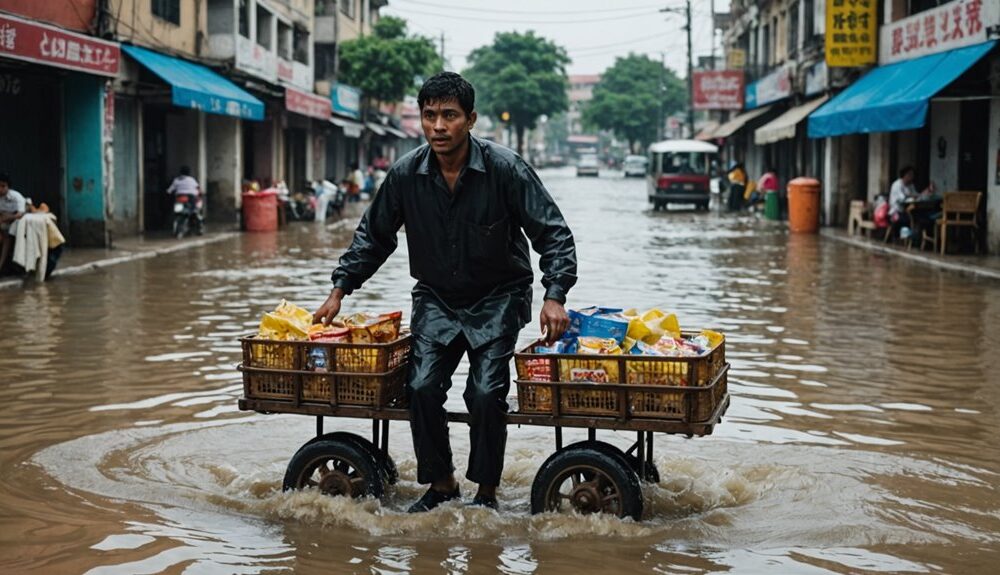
left=939, top=191, right=982, bottom=255
left=848, top=200, right=877, bottom=237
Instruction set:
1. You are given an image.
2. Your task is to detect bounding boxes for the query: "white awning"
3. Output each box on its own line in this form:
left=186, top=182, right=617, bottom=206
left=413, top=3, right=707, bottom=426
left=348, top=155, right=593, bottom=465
left=383, top=125, right=409, bottom=139
left=330, top=115, right=363, bottom=138
left=754, top=96, right=829, bottom=145
left=712, top=105, right=773, bottom=139
left=365, top=122, right=387, bottom=136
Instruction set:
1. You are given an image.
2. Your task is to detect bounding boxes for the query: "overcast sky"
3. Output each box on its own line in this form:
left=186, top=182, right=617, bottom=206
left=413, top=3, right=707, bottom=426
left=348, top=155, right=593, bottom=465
left=383, top=0, right=730, bottom=78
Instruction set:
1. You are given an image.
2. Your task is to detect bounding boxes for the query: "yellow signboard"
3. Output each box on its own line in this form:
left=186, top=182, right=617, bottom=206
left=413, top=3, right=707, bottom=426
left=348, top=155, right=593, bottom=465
left=825, top=0, right=878, bottom=67
left=727, top=49, right=746, bottom=70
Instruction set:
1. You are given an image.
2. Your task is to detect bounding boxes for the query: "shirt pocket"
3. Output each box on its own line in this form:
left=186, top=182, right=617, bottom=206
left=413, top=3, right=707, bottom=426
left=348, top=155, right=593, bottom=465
left=464, top=217, right=509, bottom=266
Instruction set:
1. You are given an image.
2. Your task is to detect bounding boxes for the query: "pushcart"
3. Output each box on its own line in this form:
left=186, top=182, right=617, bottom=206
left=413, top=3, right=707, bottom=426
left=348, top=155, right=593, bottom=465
left=237, top=334, right=730, bottom=520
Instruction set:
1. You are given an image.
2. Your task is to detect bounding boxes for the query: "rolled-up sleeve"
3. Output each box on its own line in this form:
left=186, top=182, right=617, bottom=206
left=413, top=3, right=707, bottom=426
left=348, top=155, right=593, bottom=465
left=511, top=161, right=577, bottom=303
left=331, top=172, right=403, bottom=294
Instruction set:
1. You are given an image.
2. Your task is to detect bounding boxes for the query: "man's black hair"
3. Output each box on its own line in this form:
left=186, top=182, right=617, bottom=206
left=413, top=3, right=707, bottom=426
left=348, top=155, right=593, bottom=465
left=418, top=72, right=475, bottom=116
left=180, top=166, right=191, bottom=176
left=899, top=166, right=915, bottom=178
left=0, top=172, right=9, bottom=185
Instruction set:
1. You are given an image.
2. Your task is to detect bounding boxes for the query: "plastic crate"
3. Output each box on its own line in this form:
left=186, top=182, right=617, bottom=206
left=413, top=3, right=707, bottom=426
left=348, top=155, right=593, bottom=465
left=513, top=331, right=726, bottom=421
left=239, top=334, right=411, bottom=408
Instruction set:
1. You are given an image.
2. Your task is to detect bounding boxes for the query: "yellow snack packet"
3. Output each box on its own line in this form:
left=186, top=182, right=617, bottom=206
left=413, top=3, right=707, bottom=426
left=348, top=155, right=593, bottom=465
left=257, top=300, right=313, bottom=340
left=700, top=329, right=724, bottom=349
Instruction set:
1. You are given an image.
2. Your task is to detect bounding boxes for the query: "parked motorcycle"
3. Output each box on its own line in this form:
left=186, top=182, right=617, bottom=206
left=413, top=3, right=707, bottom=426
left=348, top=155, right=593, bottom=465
left=172, top=193, right=204, bottom=239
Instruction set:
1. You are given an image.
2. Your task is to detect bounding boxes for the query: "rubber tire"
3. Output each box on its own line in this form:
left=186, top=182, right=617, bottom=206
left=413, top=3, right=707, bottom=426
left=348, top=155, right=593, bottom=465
left=563, top=440, right=660, bottom=484
left=304, top=432, right=398, bottom=486
left=531, top=447, right=643, bottom=520
left=282, top=438, right=384, bottom=498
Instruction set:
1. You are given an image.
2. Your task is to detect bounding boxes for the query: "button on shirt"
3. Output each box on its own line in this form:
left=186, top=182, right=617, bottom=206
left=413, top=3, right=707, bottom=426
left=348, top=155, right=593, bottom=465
left=331, top=136, right=577, bottom=348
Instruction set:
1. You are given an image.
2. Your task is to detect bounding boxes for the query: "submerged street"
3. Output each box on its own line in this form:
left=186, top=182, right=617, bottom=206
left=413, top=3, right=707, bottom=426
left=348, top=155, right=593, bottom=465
left=2, top=168, right=999, bottom=574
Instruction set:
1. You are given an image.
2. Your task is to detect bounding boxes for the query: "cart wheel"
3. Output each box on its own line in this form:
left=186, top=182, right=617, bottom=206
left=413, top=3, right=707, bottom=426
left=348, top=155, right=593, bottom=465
left=307, top=432, right=399, bottom=486
left=283, top=438, right=384, bottom=499
left=531, top=448, right=642, bottom=520
left=562, top=440, right=660, bottom=484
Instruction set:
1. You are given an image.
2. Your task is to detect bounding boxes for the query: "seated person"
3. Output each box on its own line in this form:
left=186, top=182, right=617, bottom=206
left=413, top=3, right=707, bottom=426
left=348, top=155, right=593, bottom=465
left=0, top=172, right=26, bottom=274
left=888, top=166, right=935, bottom=235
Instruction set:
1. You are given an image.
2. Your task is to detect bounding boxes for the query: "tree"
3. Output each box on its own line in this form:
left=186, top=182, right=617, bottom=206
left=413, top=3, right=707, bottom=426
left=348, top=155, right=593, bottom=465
left=338, top=17, right=441, bottom=105
left=464, top=31, right=569, bottom=156
left=583, top=54, right=687, bottom=152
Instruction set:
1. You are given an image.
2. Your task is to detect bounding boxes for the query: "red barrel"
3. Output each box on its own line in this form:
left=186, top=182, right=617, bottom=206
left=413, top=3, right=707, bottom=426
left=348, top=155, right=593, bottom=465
left=787, top=177, right=821, bottom=234
left=242, top=191, right=278, bottom=232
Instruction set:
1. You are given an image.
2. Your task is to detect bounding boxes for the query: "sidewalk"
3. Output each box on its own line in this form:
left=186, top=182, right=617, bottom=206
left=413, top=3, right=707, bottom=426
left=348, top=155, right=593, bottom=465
left=822, top=227, right=1000, bottom=281
left=0, top=230, right=238, bottom=290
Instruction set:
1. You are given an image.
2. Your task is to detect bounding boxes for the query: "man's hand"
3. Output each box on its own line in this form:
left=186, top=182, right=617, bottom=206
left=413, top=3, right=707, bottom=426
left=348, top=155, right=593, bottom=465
left=313, top=288, right=346, bottom=325
left=539, top=299, right=569, bottom=344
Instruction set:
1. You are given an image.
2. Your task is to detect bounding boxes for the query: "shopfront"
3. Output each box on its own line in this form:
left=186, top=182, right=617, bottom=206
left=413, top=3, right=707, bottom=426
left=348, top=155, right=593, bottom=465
left=0, top=13, right=120, bottom=246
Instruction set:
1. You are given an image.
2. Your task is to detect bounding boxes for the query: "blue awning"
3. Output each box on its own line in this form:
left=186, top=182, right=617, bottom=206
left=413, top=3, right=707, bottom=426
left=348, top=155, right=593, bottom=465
left=122, top=45, right=264, bottom=121
left=808, top=41, right=995, bottom=139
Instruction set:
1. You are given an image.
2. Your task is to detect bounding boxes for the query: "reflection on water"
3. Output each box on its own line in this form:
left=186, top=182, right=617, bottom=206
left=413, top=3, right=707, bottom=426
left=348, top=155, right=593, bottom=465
left=2, top=167, right=1000, bottom=573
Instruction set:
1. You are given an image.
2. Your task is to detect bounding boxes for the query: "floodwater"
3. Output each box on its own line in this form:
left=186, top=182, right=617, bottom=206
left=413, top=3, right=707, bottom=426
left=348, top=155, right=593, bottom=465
left=2, top=167, right=999, bottom=574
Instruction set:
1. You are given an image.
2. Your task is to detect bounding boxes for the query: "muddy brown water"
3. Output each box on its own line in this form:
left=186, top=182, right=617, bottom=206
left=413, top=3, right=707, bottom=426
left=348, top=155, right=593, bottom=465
left=1, top=167, right=999, bottom=574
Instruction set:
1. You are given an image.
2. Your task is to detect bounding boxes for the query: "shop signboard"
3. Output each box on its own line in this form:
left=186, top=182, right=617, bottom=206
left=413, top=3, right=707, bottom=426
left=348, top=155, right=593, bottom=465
left=745, top=66, right=791, bottom=109
left=285, top=87, right=331, bottom=120
left=331, top=82, right=362, bottom=119
left=879, top=0, right=999, bottom=65
left=277, top=58, right=312, bottom=92
left=726, top=48, right=746, bottom=69
left=826, top=0, right=878, bottom=67
left=0, top=12, right=120, bottom=77
left=692, top=70, right=744, bottom=110
left=805, top=61, right=828, bottom=96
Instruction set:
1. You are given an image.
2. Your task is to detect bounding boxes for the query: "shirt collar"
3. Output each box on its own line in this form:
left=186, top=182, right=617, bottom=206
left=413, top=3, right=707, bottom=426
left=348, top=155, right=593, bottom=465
left=416, top=135, right=486, bottom=175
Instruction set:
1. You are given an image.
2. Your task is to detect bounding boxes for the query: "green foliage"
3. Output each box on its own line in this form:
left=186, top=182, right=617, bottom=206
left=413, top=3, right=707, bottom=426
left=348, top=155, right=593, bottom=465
left=464, top=31, right=569, bottom=154
left=583, top=53, right=687, bottom=150
left=338, top=16, right=442, bottom=103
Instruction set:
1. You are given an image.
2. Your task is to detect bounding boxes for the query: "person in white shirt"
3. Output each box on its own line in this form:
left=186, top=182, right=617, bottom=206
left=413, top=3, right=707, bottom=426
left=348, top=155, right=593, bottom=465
left=0, top=172, right=26, bottom=273
left=888, top=166, right=936, bottom=240
left=166, top=166, right=200, bottom=197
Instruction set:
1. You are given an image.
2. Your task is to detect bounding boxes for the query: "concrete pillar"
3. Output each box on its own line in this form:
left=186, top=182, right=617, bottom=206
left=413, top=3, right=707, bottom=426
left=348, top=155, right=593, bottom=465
left=206, top=114, right=241, bottom=222
left=822, top=136, right=839, bottom=226
left=867, top=132, right=891, bottom=201
left=929, top=100, right=960, bottom=193
left=64, top=73, right=108, bottom=247
left=987, top=98, right=1000, bottom=254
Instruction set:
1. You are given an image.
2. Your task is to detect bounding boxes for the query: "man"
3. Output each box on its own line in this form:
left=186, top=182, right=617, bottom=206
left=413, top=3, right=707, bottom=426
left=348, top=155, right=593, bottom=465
left=0, top=173, right=26, bottom=273
left=313, top=72, right=577, bottom=512
left=167, top=166, right=200, bottom=198
left=888, top=166, right=935, bottom=238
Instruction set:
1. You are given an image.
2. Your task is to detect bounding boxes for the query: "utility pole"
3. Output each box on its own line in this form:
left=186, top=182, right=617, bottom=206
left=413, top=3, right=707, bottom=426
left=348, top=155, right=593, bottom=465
left=685, top=0, right=694, bottom=138
left=710, top=0, right=716, bottom=70
left=440, top=32, right=446, bottom=65
left=661, top=2, right=696, bottom=139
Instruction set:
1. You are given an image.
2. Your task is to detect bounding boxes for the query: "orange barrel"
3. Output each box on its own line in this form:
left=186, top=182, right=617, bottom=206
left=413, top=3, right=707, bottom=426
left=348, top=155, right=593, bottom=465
left=242, top=190, right=279, bottom=232
left=787, top=177, right=821, bottom=233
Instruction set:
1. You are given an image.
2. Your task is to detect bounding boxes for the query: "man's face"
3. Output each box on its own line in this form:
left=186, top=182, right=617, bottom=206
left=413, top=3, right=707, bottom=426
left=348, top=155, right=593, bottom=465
left=903, top=171, right=914, bottom=185
left=421, top=98, right=476, bottom=156
left=0, top=182, right=8, bottom=197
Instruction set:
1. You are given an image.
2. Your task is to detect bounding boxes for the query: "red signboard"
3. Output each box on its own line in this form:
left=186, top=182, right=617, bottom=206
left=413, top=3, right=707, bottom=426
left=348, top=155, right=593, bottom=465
left=0, top=12, right=120, bottom=77
left=285, top=87, right=332, bottom=121
left=693, top=70, right=744, bottom=110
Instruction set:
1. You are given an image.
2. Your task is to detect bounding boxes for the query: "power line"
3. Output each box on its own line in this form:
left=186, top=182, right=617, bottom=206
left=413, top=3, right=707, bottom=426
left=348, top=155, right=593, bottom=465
left=386, top=6, right=660, bottom=25
left=392, top=0, right=674, bottom=16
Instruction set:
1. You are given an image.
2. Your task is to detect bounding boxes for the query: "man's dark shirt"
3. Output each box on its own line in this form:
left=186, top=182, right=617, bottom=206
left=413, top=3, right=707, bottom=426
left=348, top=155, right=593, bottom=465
left=331, top=135, right=577, bottom=349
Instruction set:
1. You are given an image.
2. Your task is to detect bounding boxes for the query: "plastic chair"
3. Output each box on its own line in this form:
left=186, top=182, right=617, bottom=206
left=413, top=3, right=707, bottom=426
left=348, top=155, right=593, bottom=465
left=848, top=200, right=877, bottom=237
left=939, top=191, right=982, bottom=255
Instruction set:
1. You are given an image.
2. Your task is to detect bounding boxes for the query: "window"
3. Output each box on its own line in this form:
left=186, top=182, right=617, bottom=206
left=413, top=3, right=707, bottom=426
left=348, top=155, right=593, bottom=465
left=256, top=6, right=273, bottom=49
left=277, top=22, right=292, bottom=59
left=909, top=0, right=947, bottom=16
left=239, top=0, right=250, bottom=38
left=761, top=23, right=770, bottom=67
left=788, top=2, right=799, bottom=57
left=803, top=0, right=814, bottom=38
left=152, top=0, right=180, bottom=25
left=340, top=0, right=356, bottom=19
left=293, top=25, right=310, bottom=65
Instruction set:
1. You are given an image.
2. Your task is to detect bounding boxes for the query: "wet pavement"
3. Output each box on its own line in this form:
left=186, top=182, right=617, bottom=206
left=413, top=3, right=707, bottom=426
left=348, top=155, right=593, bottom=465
left=2, top=167, right=999, bottom=574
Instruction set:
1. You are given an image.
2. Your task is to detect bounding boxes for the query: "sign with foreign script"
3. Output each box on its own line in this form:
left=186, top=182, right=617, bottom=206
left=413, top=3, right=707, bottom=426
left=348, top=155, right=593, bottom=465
left=0, top=13, right=120, bottom=77
left=745, top=66, right=792, bottom=109
left=692, top=70, right=744, bottom=110
left=727, top=48, right=746, bottom=69
left=285, top=87, right=331, bottom=120
left=879, top=0, right=997, bottom=64
left=331, top=82, right=362, bottom=119
left=826, top=0, right=878, bottom=67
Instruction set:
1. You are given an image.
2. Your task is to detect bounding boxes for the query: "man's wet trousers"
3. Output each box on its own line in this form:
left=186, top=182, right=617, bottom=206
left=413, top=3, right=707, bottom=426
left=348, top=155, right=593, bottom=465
left=407, top=333, right=517, bottom=486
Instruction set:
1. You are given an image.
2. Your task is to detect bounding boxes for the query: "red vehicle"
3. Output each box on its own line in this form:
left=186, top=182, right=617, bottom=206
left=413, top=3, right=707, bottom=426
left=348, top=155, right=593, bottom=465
left=646, top=139, right=718, bottom=211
